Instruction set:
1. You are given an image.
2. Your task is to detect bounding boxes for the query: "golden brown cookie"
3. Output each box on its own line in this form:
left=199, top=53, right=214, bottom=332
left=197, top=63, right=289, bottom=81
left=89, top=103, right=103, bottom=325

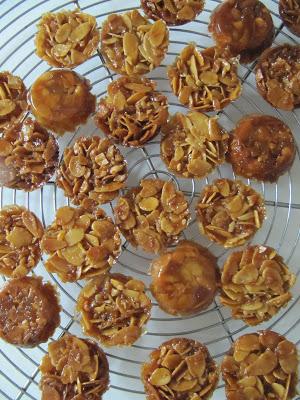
left=0, top=71, right=28, bottom=130
left=256, top=44, right=300, bottom=110
left=220, top=245, right=296, bottom=325
left=141, top=338, right=219, bottom=400
left=114, top=179, right=190, bottom=254
left=35, top=9, right=99, bottom=67
left=0, top=118, right=59, bottom=191
left=56, top=136, right=127, bottom=209
left=100, top=9, right=169, bottom=75
left=168, top=44, right=241, bottom=111
left=196, top=179, right=265, bottom=248
left=29, top=70, right=95, bottom=134
left=0, top=205, right=44, bottom=278
left=41, top=206, right=121, bottom=282
left=141, top=0, right=205, bottom=25
left=77, top=273, right=152, bottom=346
left=95, top=76, right=168, bottom=147
left=0, top=276, right=60, bottom=347
left=39, top=334, right=109, bottom=399
left=228, top=114, right=296, bottom=182
left=150, top=240, right=219, bottom=315
left=208, top=0, right=274, bottom=63
left=161, top=112, right=228, bottom=178
left=222, top=331, right=298, bottom=400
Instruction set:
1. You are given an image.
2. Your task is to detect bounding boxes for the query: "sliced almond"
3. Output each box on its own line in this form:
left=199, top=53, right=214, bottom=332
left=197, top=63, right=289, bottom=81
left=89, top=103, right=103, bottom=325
left=69, top=22, right=91, bottom=42
left=149, top=368, right=171, bottom=386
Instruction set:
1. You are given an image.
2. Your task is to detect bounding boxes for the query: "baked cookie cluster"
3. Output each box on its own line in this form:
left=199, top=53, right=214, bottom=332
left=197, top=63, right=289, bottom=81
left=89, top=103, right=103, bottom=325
left=114, top=179, right=190, bottom=254
left=168, top=44, right=241, bottom=111
left=161, top=111, right=228, bottom=178
left=100, top=9, right=169, bottom=75
left=77, top=273, right=152, bottom=346
left=42, top=206, right=121, bottom=282
left=95, top=76, right=168, bottom=147
left=56, top=136, right=127, bottom=209
left=220, top=245, right=296, bottom=325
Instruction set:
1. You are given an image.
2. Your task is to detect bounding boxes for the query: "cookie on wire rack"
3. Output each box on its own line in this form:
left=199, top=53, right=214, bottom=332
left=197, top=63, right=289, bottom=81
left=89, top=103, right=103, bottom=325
left=222, top=330, right=298, bottom=400
left=0, top=276, right=61, bottom=347
left=100, top=9, right=169, bottom=75
left=77, top=273, right=152, bottom=346
left=35, top=9, right=100, bottom=68
left=41, top=206, right=121, bottom=282
left=114, top=179, right=190, bottom=254
left=141, top=338, right=219, bottom=400
left=39, top=334, right=109, bottom=399
left=220, top=245, right=296, bottom=326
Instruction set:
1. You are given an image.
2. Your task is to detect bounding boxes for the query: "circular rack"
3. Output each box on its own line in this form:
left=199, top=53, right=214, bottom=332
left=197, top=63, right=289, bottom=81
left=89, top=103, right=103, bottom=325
left=0, top=0, right=300, bottom=399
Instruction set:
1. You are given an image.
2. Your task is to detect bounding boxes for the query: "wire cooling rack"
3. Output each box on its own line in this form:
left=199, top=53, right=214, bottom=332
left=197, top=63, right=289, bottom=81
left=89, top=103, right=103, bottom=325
left=0, top=0, right=300, bottom=399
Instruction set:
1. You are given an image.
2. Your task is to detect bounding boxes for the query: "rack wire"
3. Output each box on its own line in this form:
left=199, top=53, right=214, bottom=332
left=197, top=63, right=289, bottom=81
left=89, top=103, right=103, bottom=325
left=0, top=0, right=300, bottom=399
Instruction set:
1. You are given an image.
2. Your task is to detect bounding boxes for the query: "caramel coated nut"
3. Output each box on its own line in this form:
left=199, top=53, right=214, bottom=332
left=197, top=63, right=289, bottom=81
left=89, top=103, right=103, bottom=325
left=150, top=240, right=219, bottom=315
left=0, top=71, right=28, bottom=130
left=168, top=44, right=241, bottom=111
left=256, top=44, right=300, bottom=111
left=100, top=9, right=169, bottom=75
left=0, top=118, right=59, bottom=191
left=279, top=0, right=300, bottom=37
left=141, top=0, right=205, bottom=26
left=228, top=114, right=296, bottom=182
left=208, top=0, right=274, bottom=64
left=161, top=111, right=229, bottom=178
left=77, top=273, right=152, bottom=346
left=35, top=9, right=99, bottom=67
left=95, top=76, right=168, bottom=147
left=196, top=179, right=265, bottom=248
left=222, top=331, right=298, bottom=400
left=56, top=136, right=127, bottom=209
left=114, top=179, right=190, bottom=254
left=220, top=245, right=296, bottom=326
left=0, top=205, right=44, bottom=278
left=29, top=70, right=96, bottom=134
left=41, top=206, right=121, bottom=282
left=141, top=338, right=219, bottom=400
left=40, top=334, right=109, bottom=399
left=0, top=276, right=60, bottom=347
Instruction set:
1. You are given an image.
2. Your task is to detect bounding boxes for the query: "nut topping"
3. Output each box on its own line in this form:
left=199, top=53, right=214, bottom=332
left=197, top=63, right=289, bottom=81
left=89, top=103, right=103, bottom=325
left=0, top=276, right=60, bottom=347
left=141, top=0, right=205, bottom=26
left=0, top=71, right=28, bottom=130
left=41, top=206, right=121, bottom=282
left=114, top=179, right=190, bottom=254
left=56, top=136, right=127, bottom=209
left=168, top=44, right=241, bottom=111
left=228, top=114, right=296, bottom=182
left=40, top=334, right=109, bottom=399
left=35, top=9, right=99, bottom=67
left=95, top=76, right=168, bottom=147
left=208, top=0, right=274, bottom=63
left=196, top=179, right=265, bottom=248
left=0, top=205, right=43, bottom=278
left=256, top=44, right=300, bottom=111
left=150, top=240, right=219, bottom=315
left=222, top=331, right=298, bottom=400
left=220, top=245, right=296, bottom=325
left=29, top=70, right=95, bottom=134
left=77, top=273, right=152, bottom=346
left=100, top=9, right=169, bottom=75
left=161, top=111, right=229, bottom=178
left=141, top=338, right=219, bottom=400
left=279, top=0, right=300, bottom=37
left=0, top=118, right=59, bottom=191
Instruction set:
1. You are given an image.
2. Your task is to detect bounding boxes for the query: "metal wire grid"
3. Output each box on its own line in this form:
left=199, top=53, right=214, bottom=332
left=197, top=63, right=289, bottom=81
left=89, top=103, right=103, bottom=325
left=0, top=0, right=300, bottom=399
